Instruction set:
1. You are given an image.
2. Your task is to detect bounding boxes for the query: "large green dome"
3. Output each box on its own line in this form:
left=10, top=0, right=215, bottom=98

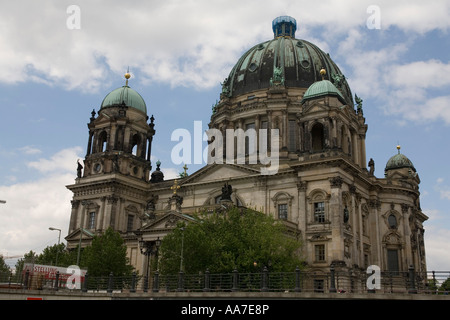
left=221, top=16, right=353, bottom=106
left=100, top=85, right=147, bottom=114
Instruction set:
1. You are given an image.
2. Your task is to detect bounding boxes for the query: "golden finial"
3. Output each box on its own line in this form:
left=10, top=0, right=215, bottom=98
left=397, top=144, right=401, bottom=154
left=124, top=67, right=131, bottom=86
left=320, top=68, right=326, bottom=80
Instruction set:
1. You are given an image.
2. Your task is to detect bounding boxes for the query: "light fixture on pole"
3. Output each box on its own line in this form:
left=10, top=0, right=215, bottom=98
left=180, top=228, right=185, bottom=272
left=49, top=227, right=61, bottom=266
left=139, top=237, right=161, bottom=292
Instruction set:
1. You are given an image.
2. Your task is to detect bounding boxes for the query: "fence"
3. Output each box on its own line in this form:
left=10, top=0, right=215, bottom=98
left=1, top=267, right=449, bottom=295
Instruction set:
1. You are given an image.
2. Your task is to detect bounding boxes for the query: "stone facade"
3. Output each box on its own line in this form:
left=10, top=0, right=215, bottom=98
left=65, top=17, right=428, bottom=281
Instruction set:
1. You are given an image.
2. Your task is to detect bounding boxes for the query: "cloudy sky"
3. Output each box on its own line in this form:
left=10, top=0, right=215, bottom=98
left=0, top=0, right=449, bottom=271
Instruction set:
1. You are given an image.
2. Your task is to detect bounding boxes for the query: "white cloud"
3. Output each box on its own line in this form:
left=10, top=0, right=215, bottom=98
left=337, top=28, right=408, bottom=99
left=380, top=1, right=450, bottom=34
left=27, top=147, right=83, bottom=174
left=0, top=147, right=82, bottom=257
left=0, top=172, right=74, bottom=256
left=1, top=0, right=449, bottom=93
left=19, top=146, right=42, bottom=155
left=425, top=226, right=450, bottom=270
left=387, top=60, right=450, bottom=89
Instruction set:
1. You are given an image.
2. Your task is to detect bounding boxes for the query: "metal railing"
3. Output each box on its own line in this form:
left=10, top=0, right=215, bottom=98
left=1, top=267, right=449, bottom=295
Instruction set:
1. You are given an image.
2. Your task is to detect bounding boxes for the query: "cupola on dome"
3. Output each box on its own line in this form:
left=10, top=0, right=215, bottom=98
left=302, top=77, right=346, bottom=104
left=385, top=146, right=416, bottom=172
left=221, top=16, right=353, bottom=106
left=100, top=73, right=147, bottom=114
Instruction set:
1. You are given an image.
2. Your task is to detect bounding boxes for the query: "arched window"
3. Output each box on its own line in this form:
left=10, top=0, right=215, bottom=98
left=98, top=131, right=108, bottom=153
left=131, top=134, right=141, bottom=157
left=311, top=123, right=324, bottom=152
left=272, top=192, right=293, bottom=221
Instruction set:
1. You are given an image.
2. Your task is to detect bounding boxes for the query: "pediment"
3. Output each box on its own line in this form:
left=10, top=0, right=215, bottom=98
left=303, top=101, right=329, bottom=114
left=139, top=211, right=197, bottom=232
left=65, top=228, right=95, bottom=242
left=182, top=164, right=260, bottom=184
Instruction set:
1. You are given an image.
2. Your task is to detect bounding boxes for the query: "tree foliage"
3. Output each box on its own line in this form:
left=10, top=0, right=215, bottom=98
left=0, top=256, right=10, bottom=273
left=34, top=243, right=71, bottom=267
left=81, top=227, right=133, bottom=277
left=158, top=208, right=304, bottom=275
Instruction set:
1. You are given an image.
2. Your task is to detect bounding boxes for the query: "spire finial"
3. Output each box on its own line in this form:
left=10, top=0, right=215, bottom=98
left=397, top=144, right=401, bottom=154
left=124, top=67, right=131, bottom=86
left=320, top=68, right=326, bottom=80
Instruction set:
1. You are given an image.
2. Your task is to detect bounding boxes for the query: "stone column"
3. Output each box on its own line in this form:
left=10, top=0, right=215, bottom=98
left=352, top=132, right=359, bottom=166
left=297, top=180, right=308, bottom=242
left=109, top=124, right=117, bottom=152
left=99, top=196, right=106, bottom=231
left=369, top=199, right=382, bottom=267
left=282, top=110, right=288, bottom=151
left=329, top=176, right=344, bottom=262
left=402, top=204, right=413, bottom=266
left=69, top=200, right=80, bottom=233
left=360, top=134, right=367, bottom=170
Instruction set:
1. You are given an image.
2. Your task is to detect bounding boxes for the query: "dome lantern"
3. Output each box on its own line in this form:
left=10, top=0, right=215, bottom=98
left=272, top=16, right=297, bottom=38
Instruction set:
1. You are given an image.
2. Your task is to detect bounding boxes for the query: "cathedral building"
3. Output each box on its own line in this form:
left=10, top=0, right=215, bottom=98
left=65, top=16, right=428, bottom=284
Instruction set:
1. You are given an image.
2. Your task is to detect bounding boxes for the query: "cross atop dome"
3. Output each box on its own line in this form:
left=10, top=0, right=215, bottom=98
left=272, top=16, right=297, bottom=38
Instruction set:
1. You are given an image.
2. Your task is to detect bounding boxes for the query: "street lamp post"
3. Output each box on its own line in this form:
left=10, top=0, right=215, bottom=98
left=139, top=237, right=161, bottom=292
left=180, top=227, right=185, bottom=272
left=49, top=227, right=61, bottom=266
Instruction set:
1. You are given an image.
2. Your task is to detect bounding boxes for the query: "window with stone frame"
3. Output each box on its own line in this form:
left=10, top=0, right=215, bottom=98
left=272, top=192, right=293, bottom=221
left=387, top=249, right=399, bottom=274
left=278, top=203, right=288, bottom=220
left=314, top=202, right=325, bottom=223
left=88, top=211, right=96, bottom=229
left=388, top=214, right=398, bottom=229
left=315, top=244, right=326, bottom=262
left=308, top=189, right=329, bottom=224
left=127, top=214, right=134, bottom=231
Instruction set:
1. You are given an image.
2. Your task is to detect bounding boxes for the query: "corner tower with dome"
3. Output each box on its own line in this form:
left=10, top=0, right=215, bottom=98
left=65, top=17, right=428, bottom=290
left=66, top=72, right=156, bottom=252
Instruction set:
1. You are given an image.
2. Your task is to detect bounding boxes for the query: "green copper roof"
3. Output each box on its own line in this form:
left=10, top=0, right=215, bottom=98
left=222, top=22, right=354, bottom=106
left=100, top=85, right=147, bottom=114
left=385, top=151, right=416, bottom=172
left=302, top=80, right=346, bottom=104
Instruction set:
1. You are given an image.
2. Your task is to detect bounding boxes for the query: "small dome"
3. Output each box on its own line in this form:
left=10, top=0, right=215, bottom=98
left=150, top=160, right=164, bottom=183
left=100, top=85, right=147, bottom=114
left=302, top=79, right=346, bottom=104
left=385, top=147, right=416, bottom=172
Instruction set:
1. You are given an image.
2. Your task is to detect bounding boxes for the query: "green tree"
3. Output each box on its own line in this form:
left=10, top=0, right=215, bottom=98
left=0, top=256, right=10, bottom=274
left=35, top=243, right=71, bottom=267
left=158, top=208, right=304, bottom=275
left=439, top=277, right=450, bottom=294
left=81, top=227, right=133, bottom=277
left=15, top=250, right=38, bottom=275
